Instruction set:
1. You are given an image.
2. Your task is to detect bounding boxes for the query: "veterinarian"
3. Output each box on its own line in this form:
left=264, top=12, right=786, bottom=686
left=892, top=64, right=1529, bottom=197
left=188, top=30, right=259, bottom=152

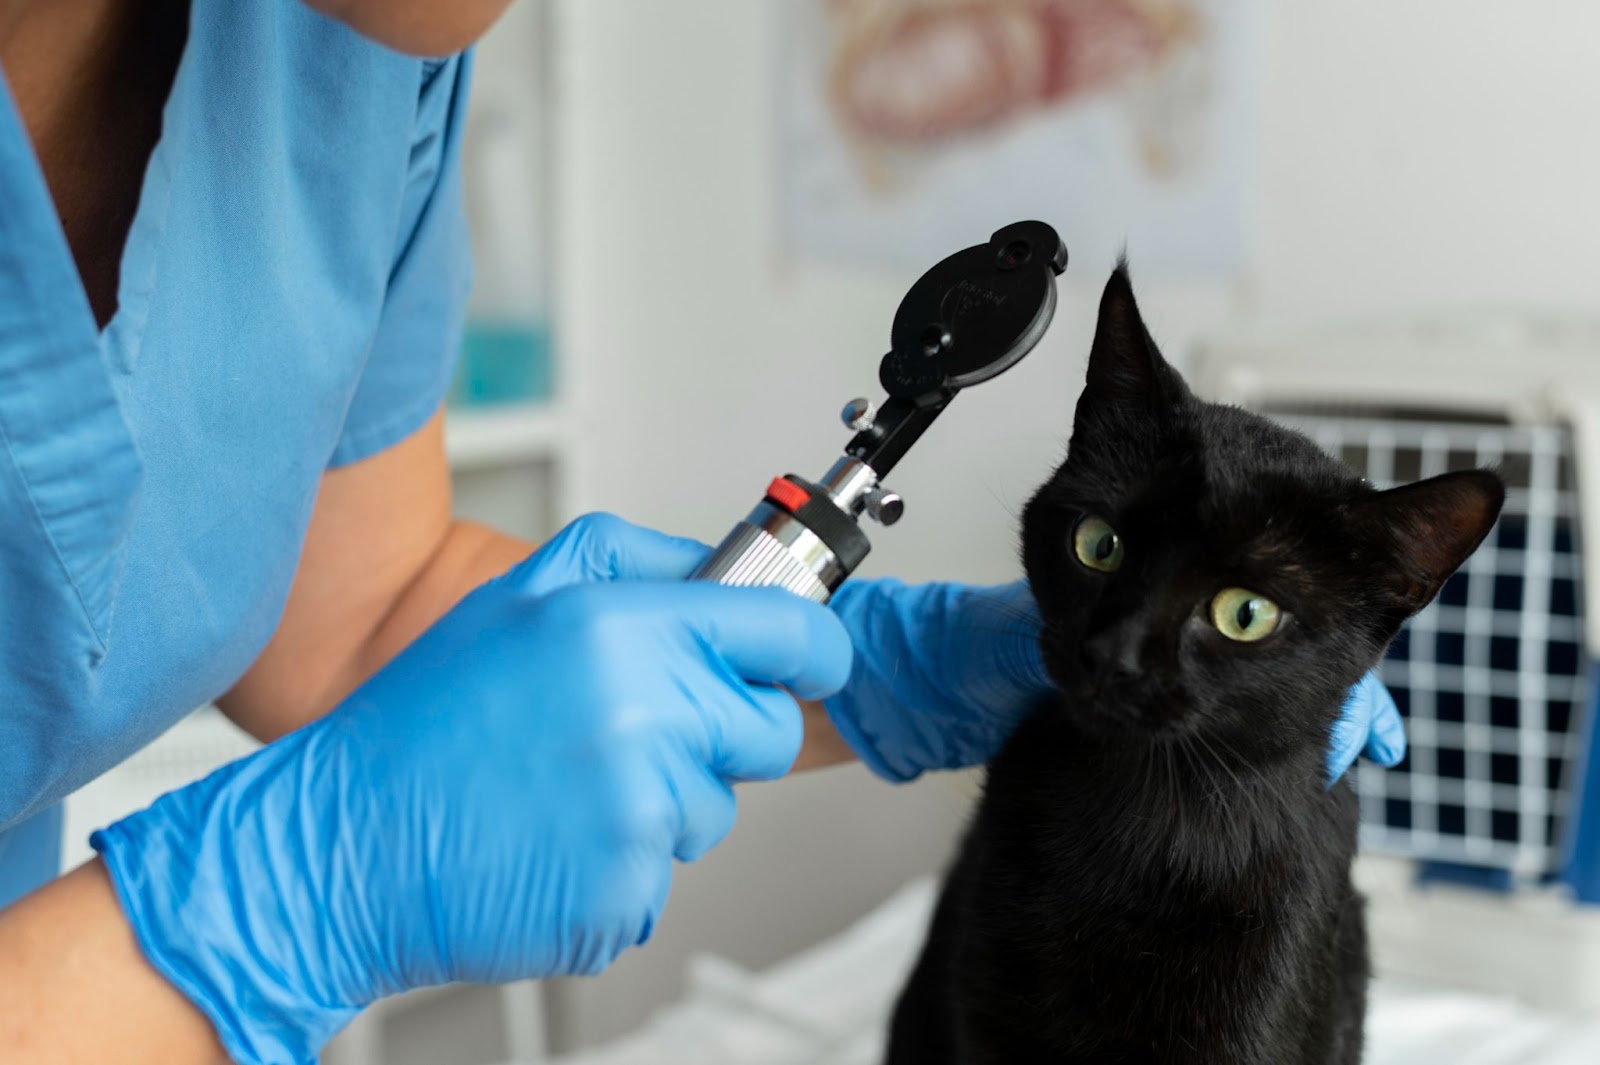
left=0, top=2, right=1406, bottom=1062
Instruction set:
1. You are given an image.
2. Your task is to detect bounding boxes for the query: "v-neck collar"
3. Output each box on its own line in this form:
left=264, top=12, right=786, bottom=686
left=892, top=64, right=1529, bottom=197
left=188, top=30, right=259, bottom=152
left=0, top=2, right=194, bottom=375
left=0, top=66, right=149, bottom=648
left=0, top=69, right=101, bottom=360
left=98, top=8, right=192, bottom=374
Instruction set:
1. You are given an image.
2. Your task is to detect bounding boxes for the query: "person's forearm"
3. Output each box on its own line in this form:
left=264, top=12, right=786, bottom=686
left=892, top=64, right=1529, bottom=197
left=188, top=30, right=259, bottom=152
left=222, top=514, right=526, bottom=739
left=0, top=861, right=226, bottom=1065
left=794, top=699, right=857, bottom=772
left=344, top=519, right=533, bottom=702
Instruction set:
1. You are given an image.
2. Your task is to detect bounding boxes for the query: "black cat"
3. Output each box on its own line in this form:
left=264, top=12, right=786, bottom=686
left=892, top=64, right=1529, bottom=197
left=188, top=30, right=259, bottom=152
left=887, top=266, right=1504, bottom=1065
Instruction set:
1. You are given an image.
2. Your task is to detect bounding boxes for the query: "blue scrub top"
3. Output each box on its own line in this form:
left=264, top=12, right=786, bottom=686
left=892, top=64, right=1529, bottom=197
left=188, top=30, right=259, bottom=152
left=0, top=2, right=472, bottom=908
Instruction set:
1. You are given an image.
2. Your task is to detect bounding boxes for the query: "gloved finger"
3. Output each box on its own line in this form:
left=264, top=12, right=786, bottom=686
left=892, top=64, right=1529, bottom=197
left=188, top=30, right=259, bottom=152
left=1325, top=671, right=1401, bottom=785
left=668, top=758, right=740, bottom=862
left=500, top=512, right=713, bottom=596
left=1325, top=679, right=1371, bottom=784
left=1362, top=678, right=1407, bottom=767
left=693, top=680, right=806, bottom=783
left=662, top=584, right=854, bottom=700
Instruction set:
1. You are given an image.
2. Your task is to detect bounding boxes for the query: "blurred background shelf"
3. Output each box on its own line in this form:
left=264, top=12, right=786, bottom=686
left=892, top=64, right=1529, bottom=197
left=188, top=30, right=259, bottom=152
left=445, top=403, right=572, bottom=469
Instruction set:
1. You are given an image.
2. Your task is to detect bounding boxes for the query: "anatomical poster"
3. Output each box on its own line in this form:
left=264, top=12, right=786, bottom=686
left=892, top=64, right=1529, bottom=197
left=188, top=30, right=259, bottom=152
left=779, top=0, right=1256, bottom=275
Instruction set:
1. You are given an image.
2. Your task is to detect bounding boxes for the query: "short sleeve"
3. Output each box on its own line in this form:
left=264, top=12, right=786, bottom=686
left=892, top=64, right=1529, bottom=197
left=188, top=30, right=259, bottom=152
left=328, top=54, right=474, bottom=467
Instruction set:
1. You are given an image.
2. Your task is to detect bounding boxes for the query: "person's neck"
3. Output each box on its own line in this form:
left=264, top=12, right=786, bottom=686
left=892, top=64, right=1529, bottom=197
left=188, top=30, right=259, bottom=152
left=2, top=1, right=127, bottom=110
left=2, top=0, right=109, bottom=52
left=0, top=0, right=188, bottom=327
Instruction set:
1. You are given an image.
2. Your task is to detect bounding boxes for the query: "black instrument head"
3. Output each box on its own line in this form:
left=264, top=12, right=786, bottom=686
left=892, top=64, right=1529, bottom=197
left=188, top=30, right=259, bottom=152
left=878, top=220, right=1068, bottom=405
left=846, top=221, right=1068, bottom=478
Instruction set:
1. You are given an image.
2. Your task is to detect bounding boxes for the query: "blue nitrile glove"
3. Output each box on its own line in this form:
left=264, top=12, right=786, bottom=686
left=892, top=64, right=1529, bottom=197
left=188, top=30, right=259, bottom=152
left=824, top=578, right=1406, bottom=784
left=91, top=514, right=851, bottom=1065
left=1330, top=672, right=1408, bottom=782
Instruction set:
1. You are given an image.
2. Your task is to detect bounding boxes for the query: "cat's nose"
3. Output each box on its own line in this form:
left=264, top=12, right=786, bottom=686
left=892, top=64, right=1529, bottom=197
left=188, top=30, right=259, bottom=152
left=1079, top=629, right=1142, bottom=680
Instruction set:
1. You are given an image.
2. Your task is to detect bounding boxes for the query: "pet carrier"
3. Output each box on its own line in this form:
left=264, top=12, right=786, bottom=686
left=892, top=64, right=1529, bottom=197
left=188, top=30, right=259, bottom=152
left=1192, top=311, right=1600, bottom=1011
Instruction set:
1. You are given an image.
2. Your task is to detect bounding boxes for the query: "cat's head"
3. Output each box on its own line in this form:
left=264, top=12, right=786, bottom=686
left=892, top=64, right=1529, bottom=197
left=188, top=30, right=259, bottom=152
left=1022, top=265, right=1504, bottom=763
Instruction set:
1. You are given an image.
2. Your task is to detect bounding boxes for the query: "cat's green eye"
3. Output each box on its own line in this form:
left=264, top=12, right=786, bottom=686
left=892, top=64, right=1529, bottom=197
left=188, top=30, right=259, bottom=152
left=1209, top=588, right=1283, bottom=642
left=1072, top=515, right=1124, bottom=573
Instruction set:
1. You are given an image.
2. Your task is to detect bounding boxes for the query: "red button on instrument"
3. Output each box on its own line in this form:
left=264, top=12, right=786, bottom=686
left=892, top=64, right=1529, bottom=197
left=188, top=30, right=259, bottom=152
left=765, top=477, right=810, bottom=513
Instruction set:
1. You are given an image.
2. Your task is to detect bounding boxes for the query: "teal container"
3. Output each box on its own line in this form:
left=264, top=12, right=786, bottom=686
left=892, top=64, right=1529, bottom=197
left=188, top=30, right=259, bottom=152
left=450, top=319, right=554, bottom=407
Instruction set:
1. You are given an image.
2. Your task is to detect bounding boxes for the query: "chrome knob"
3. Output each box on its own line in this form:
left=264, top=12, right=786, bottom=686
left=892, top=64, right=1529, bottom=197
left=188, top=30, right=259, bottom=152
left=841, top=397, right=877, bottom=432
left=863, top=486, right=903, bottom=526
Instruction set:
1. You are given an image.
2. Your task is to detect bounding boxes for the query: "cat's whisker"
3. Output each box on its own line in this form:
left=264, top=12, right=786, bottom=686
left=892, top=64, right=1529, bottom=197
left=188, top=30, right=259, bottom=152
left=1136, top=744, right=1158, bottom=819
left=1193, top=731, right=1250, bottom=799
left=1178, top=736, right=1233, bottom=816
left=978, top=479, right=1026, bottom=521
left=1164, top=744, right=1188, bottom=862
left=1204, top=732, right=1279, bottom=813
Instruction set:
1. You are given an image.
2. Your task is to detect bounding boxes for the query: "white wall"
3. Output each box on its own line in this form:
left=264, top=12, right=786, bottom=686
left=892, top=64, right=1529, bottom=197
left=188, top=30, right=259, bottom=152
left=555, top=0, right=1600, bottom=586
left=1253, top=2, right=1600, bottom=319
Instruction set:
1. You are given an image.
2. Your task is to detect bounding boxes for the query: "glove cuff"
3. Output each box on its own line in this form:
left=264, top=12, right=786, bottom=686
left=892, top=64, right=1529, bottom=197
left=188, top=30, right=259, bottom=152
left=92, top=740, right=360, bottom=1065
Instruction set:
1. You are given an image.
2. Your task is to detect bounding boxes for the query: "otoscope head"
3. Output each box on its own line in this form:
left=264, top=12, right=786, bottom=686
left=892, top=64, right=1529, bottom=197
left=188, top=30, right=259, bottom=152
left=850, top=221, right=1068, bottom=477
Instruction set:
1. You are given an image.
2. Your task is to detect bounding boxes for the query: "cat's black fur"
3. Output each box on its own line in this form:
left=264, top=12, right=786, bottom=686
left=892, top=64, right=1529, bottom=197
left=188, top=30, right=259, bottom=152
left=886, top=266, right=1504, bottom=1065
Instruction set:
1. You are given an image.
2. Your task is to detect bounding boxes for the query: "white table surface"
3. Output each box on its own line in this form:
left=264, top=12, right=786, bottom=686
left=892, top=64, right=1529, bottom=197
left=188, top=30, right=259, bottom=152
left=522, top=878, right=1600, bottom=1065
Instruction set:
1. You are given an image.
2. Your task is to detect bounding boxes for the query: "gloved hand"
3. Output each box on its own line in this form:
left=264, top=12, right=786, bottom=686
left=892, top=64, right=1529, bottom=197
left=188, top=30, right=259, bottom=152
left=824, top=578, right=1407, bottom=783
left=91, top=514, right=852, bottom=1065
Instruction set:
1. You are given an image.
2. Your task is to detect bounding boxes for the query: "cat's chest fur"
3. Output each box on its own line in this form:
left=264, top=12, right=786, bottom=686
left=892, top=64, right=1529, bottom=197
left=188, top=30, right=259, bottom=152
left=887, top=710, right=1368, bottom=1065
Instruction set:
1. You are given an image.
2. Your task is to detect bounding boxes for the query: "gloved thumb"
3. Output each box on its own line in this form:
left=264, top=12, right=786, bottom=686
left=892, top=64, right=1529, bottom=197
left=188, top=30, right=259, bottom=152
left=498, top=512, right=713, bottom=597
left=1326, top=671, right=1405, bottom=786
left=658, top=583, right=854, bottom=701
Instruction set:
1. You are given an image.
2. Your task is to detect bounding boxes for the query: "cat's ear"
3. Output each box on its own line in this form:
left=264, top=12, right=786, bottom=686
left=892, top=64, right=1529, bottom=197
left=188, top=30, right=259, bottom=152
left=1083, top=261, right=1190, bottom=414
left=1345, top=470, right=1506, bottom=616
